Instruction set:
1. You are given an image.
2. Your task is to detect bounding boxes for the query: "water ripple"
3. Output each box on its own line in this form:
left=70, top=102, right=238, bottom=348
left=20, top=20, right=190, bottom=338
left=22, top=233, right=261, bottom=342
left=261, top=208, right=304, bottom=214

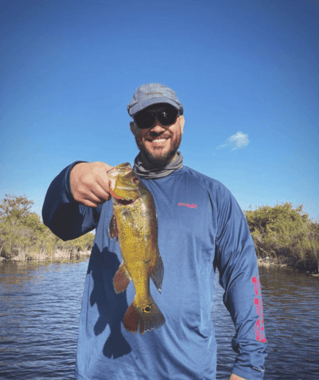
left=1, top=261, right=319, bottom=379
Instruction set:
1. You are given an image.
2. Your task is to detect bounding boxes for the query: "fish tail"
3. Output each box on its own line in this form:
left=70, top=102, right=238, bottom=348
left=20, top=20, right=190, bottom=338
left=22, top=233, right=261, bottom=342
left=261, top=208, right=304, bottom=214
left=139, top=297, right=165, bottom=334
left=123, top=297, right=165, bottom=335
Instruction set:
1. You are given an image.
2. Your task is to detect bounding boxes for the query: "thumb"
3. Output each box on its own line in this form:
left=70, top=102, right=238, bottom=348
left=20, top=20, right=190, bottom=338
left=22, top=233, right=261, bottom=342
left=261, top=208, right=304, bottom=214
left=104, top=163, right=113, bottom=172
left=95, top=162, right=113, bottom=173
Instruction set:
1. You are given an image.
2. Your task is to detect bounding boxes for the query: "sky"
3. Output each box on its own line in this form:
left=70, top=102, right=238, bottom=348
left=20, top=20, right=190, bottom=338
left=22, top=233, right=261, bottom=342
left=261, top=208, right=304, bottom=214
left=1, top=0, right=319, bottom=222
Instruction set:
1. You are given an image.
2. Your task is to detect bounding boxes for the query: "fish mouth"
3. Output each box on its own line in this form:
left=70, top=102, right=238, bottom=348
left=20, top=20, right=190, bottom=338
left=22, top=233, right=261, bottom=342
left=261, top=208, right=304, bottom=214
left=113, top=196, right=139, bottom=206
left=109, top=187, right=139, bottom=205
left=115, top=198, right=135, bottom=205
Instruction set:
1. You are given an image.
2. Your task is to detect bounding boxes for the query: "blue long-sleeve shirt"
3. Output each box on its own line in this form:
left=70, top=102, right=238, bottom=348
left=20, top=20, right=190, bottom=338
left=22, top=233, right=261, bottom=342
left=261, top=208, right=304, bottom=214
left=42, top=161, right=267, bottom=380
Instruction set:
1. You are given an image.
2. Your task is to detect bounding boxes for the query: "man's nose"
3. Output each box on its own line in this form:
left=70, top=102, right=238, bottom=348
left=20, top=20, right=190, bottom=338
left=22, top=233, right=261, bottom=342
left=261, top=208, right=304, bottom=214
left=150, top=117, right=165, bottom=129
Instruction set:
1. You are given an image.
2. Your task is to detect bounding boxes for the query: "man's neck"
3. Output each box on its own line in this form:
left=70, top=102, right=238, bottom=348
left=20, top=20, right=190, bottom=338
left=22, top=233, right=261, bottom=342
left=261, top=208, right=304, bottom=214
left=140, top=152, right=178, bottom=169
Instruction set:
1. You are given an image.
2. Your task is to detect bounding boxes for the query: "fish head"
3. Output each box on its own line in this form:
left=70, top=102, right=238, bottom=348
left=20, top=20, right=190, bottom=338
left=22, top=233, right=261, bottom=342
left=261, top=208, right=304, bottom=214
left=108, top=163, right=141, bottom=205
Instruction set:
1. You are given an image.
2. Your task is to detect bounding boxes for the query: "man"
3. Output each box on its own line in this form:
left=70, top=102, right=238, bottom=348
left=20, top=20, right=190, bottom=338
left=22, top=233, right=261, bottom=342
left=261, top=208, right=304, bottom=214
left=42, top=83, right=267, bottom=380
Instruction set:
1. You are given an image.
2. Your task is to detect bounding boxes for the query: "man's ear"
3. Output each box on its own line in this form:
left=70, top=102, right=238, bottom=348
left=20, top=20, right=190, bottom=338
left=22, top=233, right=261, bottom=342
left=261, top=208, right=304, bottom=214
left=130, top=121, right=136, bottom=136
left=179, top=115, right=185, bottom=134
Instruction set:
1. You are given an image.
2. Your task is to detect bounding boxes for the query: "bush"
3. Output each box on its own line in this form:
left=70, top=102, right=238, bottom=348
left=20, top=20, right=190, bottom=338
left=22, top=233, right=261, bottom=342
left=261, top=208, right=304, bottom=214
left=244, top=202, right=319, bottom=271
left=0, top=195, right=95, bottom=262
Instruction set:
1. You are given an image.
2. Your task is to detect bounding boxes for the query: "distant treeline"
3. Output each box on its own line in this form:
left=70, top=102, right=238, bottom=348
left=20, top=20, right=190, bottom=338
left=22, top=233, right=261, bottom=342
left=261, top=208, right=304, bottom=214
left=0, top=195, right=94, bottom=262
left=1, top=195, right=318, bottom=270
left=244, top=203, right=319, bottom=272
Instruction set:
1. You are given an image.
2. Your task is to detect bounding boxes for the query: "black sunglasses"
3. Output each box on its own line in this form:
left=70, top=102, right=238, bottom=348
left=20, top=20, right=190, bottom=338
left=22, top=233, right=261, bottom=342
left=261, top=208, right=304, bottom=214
left=133, top=106, right=179, bottom=129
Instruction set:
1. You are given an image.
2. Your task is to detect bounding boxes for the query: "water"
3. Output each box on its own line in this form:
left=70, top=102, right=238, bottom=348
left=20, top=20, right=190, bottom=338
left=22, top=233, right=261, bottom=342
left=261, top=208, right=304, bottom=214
left=0, top=260, right=318, bottom=379
left=212, top=266, right=319, bottom=379
left=0, top=261, right=86, bottom=380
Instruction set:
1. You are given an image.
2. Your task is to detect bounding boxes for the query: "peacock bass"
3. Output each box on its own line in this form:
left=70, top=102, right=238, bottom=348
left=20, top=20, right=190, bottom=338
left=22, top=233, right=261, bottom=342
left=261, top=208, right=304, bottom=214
left=108, top=163, right=165, bottom=334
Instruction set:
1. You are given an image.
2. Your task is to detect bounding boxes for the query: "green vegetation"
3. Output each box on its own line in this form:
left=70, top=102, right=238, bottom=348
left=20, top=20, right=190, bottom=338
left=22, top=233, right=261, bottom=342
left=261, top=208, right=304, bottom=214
left=0, top=195, right=94, bottom=263
left=1, top=195, right=318, bottom=271
left=245, top=202, right=319, bottom=272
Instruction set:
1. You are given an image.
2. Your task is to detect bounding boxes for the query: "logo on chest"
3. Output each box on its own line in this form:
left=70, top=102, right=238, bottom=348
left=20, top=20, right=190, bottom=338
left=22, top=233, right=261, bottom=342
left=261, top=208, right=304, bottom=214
left=178, top=203, right=197, bottom=209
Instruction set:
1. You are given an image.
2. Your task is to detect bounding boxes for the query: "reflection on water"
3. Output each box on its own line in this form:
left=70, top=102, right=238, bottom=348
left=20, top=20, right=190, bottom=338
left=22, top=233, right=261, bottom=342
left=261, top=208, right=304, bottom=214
left=0, top=261, right=318, bottom=379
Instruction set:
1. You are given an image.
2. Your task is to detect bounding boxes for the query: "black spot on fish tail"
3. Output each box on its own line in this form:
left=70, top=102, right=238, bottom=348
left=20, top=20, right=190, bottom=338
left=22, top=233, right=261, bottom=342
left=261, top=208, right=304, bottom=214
left=143, top=304, right=152, bottom=313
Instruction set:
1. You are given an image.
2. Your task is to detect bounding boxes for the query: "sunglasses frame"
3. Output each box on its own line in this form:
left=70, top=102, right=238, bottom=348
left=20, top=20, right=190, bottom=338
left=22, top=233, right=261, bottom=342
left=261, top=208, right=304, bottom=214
left=133, top=105, right=180, bottom=129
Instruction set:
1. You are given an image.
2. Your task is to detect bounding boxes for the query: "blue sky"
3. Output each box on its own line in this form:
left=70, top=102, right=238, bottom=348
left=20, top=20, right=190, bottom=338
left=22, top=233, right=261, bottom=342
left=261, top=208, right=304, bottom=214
left=1, top=0, right=318, bottom=222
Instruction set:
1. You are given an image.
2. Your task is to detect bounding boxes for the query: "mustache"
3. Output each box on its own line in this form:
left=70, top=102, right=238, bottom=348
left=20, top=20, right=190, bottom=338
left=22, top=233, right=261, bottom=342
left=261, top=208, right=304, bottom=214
left=148, top=132, right=170, bottom=138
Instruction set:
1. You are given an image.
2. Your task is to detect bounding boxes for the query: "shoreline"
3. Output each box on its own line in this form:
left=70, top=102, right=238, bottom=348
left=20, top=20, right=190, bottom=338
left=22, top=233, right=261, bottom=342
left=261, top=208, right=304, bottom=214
left=257, top=257, right=319, bottom=277
left=0, top=250, right=91, bottom=264
left=2, top=254, right=318, bottom=278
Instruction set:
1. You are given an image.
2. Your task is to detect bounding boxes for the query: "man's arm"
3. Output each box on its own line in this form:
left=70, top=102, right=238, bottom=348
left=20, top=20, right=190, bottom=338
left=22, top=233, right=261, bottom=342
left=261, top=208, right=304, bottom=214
left=42, top=161, right=113, bottom=240
left=214, top=186, right=267, bottom=380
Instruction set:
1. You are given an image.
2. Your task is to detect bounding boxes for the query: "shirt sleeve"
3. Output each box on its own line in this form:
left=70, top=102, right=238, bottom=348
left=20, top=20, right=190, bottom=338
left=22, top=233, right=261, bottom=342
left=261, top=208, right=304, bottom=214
left=214, top=185, right=267, bottom=380
left=42, top=161, right=102, bottom=241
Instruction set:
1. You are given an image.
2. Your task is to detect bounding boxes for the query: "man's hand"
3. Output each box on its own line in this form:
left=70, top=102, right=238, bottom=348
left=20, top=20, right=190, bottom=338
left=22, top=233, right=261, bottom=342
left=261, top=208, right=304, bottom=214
left=229, top=374, right=247, bottom=380
left=70, top=162, right=113, bottom=207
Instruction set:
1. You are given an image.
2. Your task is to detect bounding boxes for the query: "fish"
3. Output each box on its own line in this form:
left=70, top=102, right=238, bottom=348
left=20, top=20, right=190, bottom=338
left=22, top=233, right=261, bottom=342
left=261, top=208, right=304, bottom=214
left=108, top=163, right=165, bottom=334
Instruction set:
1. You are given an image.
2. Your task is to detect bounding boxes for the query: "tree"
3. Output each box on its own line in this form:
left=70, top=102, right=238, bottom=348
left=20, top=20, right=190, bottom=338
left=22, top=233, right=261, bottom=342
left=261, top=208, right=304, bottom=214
left=0, top=195, right=34, bottom=225
left=245, top=202, right=319, bottom=270
left=0, top=194, right=95, bottom=260
left=0, top=195, right=35, bottom=256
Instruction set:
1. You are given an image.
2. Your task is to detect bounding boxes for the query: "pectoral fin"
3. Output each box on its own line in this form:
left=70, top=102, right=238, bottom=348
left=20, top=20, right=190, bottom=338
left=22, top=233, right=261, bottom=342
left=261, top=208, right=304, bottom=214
left=109, top=214, right=118, bottom=240
left=113, top=263, right=131, bottom=293
left=150, top=254, right=164, bottom=294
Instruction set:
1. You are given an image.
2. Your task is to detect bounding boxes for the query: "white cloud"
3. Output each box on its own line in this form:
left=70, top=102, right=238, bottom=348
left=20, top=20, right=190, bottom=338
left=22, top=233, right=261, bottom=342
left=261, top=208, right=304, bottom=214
left=218, top=131, right=250, bottom=151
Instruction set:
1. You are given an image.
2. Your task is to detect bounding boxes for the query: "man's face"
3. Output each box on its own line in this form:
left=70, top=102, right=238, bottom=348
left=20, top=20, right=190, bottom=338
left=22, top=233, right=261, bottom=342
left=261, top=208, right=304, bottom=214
left=130, top=104, right=185, bottom=167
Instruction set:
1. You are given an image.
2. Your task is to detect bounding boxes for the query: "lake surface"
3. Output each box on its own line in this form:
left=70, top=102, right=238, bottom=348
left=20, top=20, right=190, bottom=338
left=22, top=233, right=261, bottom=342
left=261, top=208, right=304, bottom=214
left=0, top=260, right=318, bottom=379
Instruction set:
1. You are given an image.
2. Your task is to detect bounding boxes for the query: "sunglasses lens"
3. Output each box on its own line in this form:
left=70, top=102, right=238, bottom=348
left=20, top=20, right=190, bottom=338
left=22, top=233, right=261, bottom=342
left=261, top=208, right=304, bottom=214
left=134, top=107, right=178, bottom=129
left=134, top=113, right=154, bottom=129
left=157, top=109, right=178, bottom=126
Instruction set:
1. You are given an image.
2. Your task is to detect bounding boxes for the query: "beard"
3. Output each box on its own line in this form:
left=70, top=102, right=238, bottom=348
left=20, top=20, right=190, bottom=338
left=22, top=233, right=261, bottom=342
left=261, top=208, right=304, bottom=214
left=134, top=134, right=182, bottom=168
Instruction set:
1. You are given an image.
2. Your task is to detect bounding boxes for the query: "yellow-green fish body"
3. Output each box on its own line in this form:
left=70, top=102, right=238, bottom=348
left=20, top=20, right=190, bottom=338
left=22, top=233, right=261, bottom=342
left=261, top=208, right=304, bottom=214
left=108, top=163, right=165, bottom=334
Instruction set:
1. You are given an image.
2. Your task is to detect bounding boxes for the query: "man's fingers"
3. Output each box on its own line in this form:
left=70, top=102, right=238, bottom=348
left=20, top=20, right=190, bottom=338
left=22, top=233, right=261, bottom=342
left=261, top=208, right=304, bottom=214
left=81, top=198, right=100, bottom=208
left=72, top=182, right=110, bottom=205
left=81, top=186, right=112, bottom=207
left=91, top=184, right=112, bottom=203
left=70, top=161, right=114, bottom=207
left=91, top=162, right=113, bottom=196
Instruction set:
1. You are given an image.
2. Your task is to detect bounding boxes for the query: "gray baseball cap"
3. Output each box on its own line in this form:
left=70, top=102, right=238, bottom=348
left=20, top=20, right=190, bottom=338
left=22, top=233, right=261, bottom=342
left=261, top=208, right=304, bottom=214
left=127, top=83, right=184, bottom=116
